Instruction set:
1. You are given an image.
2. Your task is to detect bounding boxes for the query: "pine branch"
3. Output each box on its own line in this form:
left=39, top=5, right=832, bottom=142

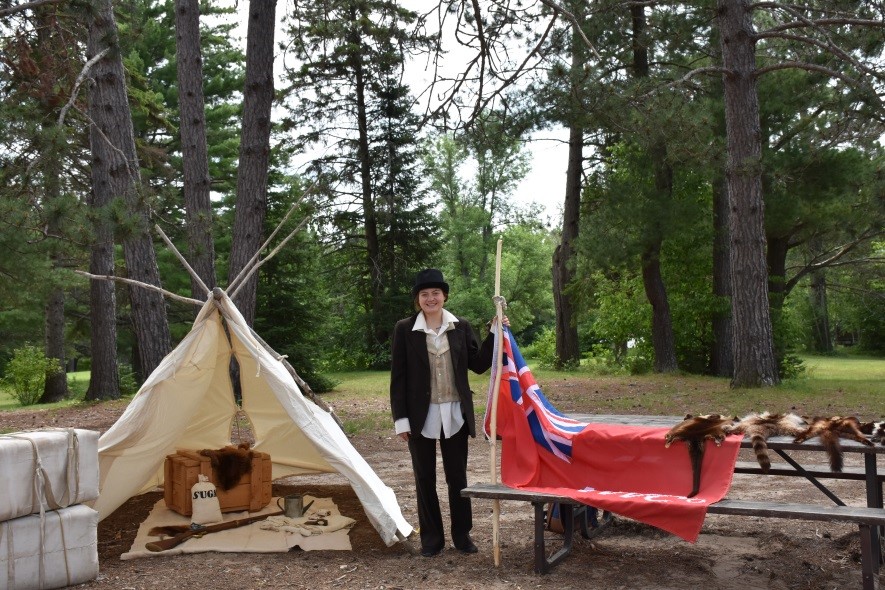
left=57, top=49, right=109, bottom=128
left=0, top=0, right=65, bottom=18
left=537, top=0, right=601, bottom=59
left=754, top=61, right=863, bottom=88
left=783, top=229, right=883, bottom=294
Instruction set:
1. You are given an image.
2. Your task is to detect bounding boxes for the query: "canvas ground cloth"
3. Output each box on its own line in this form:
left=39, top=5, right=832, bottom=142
left=122, top=496, right=352, bottom=559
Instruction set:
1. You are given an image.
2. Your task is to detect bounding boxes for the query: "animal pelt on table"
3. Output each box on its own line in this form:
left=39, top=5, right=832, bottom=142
left=859, top=420, right=885, bottom=445
left=664, top=414, right=738, bottom=498
left=727, top=412, right=806, bottom=473
left=793, top=416, right=874, bottom=472
left=199, top=442, right=255, bottom=491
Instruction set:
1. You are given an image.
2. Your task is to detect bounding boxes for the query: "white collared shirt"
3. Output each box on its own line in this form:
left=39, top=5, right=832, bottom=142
left=394, top=310, right=464, bottom=439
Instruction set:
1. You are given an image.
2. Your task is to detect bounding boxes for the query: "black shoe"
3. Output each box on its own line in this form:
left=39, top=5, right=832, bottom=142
left=420, top=546, right=443, bottom=557
left=455, top=538, right=478, bottom=554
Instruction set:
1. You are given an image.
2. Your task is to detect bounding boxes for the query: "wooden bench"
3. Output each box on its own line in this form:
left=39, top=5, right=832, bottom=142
left=462, top=482, right=885, bottom=590
left=734, top=460, right=885, bottom=481
left=462, top=483, right=613, bottom=574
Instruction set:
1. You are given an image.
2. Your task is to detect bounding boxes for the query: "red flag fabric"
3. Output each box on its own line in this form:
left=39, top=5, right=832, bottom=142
left=484, top=326, right=741, bottom=542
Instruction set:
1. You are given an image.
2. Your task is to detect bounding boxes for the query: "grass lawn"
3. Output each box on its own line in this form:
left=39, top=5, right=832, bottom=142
left=327, top=353, right=885, bottom=433
left=0, top=370, right=112, bottom=413
left=2, top=353, right=882, bottom=425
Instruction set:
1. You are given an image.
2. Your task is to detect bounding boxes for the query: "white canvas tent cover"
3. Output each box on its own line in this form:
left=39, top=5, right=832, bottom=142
left=93, top=289, right=412, bottom=546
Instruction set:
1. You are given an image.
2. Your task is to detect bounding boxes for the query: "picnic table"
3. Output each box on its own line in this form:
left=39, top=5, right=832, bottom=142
left=463, top=414, right=885, bottom=589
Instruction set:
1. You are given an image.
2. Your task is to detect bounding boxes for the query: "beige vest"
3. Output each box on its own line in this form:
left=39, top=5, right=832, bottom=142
left=426, top=332, right=460, bottom=404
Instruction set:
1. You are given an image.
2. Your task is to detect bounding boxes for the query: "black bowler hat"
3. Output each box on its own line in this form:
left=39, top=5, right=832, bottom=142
left=412, top=268, right=449, bottom=298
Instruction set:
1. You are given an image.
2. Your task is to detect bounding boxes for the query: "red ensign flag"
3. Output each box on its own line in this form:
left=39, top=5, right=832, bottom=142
left=484, top=326, right=741, bottom=542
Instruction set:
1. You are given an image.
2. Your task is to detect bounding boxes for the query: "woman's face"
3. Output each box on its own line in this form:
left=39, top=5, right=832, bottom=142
left=417, top=288, right=446, bottom=315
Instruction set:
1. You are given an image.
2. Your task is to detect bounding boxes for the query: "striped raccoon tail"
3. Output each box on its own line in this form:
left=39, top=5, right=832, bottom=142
left=750, top=433, right=771, bottom=473
left=819, top=430, right=844, bottom=472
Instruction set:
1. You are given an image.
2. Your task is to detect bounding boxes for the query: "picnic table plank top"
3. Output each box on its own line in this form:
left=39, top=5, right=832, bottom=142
left=569, top=414, right=885, bottom=454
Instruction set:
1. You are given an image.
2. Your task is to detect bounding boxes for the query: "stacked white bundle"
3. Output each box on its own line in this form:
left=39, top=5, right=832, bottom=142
left=0, top=429, right=101, bottom=590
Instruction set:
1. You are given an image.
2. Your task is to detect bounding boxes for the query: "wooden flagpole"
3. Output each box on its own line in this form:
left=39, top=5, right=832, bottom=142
left=489, top=239, right=505, bottom=566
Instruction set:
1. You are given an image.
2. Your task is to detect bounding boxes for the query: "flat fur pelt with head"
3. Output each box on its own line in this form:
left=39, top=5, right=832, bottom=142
left=859, top=420, right=885, bottom=445
left=664, top=414, right=737, bottom=498
left=794, top=416, right=873, bottom=472
left=199, top=442, right=254, bottom=491
left=727, top=412, right=806, bottom=473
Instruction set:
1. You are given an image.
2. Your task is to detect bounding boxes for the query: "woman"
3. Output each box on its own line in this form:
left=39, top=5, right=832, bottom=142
left=389, top=268, right=501, bottom=557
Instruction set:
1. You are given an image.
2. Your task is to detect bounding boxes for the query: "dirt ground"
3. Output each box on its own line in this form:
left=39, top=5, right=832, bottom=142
left=1, top=383, right=882, bottom=590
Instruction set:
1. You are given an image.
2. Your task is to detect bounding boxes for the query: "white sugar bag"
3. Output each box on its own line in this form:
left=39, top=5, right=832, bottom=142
left=0, top=429, right=99, bottom=522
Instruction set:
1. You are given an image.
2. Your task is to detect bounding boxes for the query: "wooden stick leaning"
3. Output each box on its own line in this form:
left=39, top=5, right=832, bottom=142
left=489, top=239, right=505, bottom=567
left=227, top=178, right=320, bottom=296
left=154, top=223, right=211, bottom=297
left=74, top=271, right=204, bottom=307
left=145, top=510, right=284, bottom=552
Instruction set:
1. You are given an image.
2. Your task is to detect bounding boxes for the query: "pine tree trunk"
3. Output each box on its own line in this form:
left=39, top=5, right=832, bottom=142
left=84, top=157, right=121, bottom=401
left=641, top=243, right=679, bottom=372
left=633, top=5, right=678, bottom=373
left=766, top=233, right=789, bottom=369
left=88, top=0, right=170, bottom=382
left=175, top=0, right=216, bottom=300
left=84, top=0, right=122, bottom=400
left=348, top=11, right=384, bottom=355
left=34, top=10, right=68, bottom=403
left=41, top=284, right=68, bottom=403
left=810, top=269, right=832, bottom=354
left=717, top=0, right=778, bottom=387
left=228, top=0, right=276, bottom=326
left=553, top=124, right=582, bottom=368
left=710, top=178, right=734, bottom=376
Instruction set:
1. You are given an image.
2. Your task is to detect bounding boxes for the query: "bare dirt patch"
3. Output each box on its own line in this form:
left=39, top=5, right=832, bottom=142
left=1, top=381, right=880, bottom=590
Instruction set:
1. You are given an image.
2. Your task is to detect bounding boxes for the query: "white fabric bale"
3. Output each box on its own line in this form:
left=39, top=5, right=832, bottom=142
left=0, top=504, right=99, bottom=590
left=0, top=428, right=99, bottom=522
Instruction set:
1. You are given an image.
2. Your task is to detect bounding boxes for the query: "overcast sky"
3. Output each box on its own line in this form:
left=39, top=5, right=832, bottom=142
left=224, top=2, right=567, bottom=225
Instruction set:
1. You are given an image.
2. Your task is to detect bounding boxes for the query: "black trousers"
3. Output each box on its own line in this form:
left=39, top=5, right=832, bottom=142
left=407, top=424, right=472, bottom=552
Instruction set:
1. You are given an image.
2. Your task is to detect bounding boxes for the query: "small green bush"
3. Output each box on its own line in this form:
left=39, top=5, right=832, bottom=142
left=2, top=345, right=62, bottom=406
left=780, top=353, right=807, bottom=380
left=521, top=327, right=559, bottom=369
left=118, top=363, right=139, bottom=396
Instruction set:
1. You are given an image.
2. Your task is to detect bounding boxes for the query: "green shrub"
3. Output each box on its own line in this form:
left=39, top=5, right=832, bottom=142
left=520, top=327, right=559, bottom=369
left=2, top=345, right=62, bottom=406
left=779, top=353, right=807, bottom=380
left=118, top=363, right=139, bottom=396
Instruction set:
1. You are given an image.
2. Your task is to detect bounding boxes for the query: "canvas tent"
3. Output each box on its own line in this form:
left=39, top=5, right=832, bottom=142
left=92, top=288, right=412, bottom=547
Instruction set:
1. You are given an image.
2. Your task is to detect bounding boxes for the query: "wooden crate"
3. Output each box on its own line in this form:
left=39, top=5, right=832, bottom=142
left=163, top=449, right=272, bottom=516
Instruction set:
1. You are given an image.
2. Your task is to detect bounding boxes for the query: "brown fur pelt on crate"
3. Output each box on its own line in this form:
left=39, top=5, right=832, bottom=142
left=199, top=443, right=255, bottom=491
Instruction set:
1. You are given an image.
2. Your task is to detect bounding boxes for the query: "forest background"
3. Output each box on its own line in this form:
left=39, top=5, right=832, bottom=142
left=0, top=0, right=883, bottom=406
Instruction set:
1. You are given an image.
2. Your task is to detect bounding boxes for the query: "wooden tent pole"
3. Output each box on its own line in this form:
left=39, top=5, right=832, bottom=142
left=228, top=216, right=310, bottom=300
left=74, top=271, right=204, bottom=307
left=489, top=238, right=505, bottom=567
left=154, top=224, right=211, bottom=297
left=227, top=179, right=319, bottom=294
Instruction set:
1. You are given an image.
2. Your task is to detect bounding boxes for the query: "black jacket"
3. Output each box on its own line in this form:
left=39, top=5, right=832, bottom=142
left=389, top=313, right=494, bottom=437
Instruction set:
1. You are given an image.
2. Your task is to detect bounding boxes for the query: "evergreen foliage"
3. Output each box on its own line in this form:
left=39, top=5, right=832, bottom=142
left=1, top=0, right=882, bottom=391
